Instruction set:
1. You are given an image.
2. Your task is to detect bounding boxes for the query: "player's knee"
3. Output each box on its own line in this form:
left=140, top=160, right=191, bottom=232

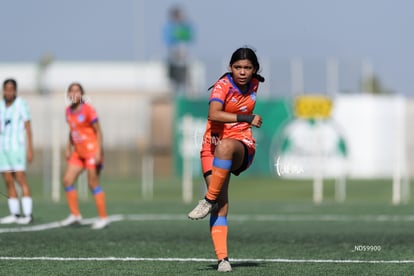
left=62, top=176, right=73, bottom=187
left=87, top=170, right=98, bottom=183
left=215, top=139, right=236, bottom=157
left=6, top=181, right=16, bottom=191
left=2, top=174, right=14, bottom=185
left=14, top=172, right=26, bottom=184
left=213, top=203, right=228, bottom=217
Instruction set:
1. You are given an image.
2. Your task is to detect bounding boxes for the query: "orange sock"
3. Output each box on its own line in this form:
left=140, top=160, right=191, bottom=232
left=205, top=158, right=232, bottom=201
left=92, top=186, right=107, bottom=218
left=210, top=216, right=228, bottom=260
left=64, top=185, right=80, bottom=216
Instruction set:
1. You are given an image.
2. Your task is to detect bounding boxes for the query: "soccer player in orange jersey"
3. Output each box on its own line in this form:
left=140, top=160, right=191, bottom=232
left=60, top=83, right=109, bottom=230
left=188, top=47, right=265, bottom=272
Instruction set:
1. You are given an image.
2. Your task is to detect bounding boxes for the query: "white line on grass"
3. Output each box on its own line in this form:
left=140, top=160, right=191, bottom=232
left=0, top=256, right=414, bottom=264
left=1, top=213, right=414, bottom=234
left=126, top=214, right=414, bottom=222
left=0, top=222, right=62, bottom=233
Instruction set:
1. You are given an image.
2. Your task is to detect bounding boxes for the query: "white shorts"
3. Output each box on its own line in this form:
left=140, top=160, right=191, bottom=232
left=0, top=149, right=26, bottom=172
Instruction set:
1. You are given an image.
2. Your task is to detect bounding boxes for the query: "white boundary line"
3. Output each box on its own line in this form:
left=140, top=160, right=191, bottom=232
left=0, top=256, right=414, bottom=264
left=2, top=213, right=414, bottom=234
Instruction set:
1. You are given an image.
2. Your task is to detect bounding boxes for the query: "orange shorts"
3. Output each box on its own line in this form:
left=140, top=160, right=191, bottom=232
left=67, top=151, right=103, bottom=171
left=200, top=140, right=255, bottom=177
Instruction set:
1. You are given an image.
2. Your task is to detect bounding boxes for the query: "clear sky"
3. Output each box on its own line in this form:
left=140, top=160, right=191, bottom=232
left=0, top=0, right=413, bottom=95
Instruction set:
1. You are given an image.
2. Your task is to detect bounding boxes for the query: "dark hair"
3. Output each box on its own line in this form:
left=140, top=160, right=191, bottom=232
left=230, top=47, right=265, bottom=82
left=3, top=78, right=17, bottom=90
left=67, top=82, right=85, bottom=95
left=208, top=47, right=265, bottom=90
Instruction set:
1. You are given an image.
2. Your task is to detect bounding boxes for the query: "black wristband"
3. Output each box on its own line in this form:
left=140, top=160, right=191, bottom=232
left=236, top=114, right=255, bottom=124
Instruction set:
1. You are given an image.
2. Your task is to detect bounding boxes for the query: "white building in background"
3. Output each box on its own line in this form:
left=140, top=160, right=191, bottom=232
left=0, top=61, right=205, bottom=95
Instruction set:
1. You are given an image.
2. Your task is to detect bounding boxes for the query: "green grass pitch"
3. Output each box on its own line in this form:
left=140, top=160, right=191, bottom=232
left=1, top=176, right=414, bottom=275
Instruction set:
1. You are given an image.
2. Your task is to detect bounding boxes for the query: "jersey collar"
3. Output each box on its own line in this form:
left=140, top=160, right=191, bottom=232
left=226, top=73, right=251, bottom=94
left=70, top=102, right=84, bottom=114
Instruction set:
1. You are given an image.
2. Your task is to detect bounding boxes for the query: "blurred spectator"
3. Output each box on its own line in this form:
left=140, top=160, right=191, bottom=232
left=163, top=5, right=194, bottom=95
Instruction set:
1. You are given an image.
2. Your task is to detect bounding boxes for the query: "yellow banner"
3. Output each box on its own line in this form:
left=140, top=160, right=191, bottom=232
left=294, top=95, right=332, bottom=119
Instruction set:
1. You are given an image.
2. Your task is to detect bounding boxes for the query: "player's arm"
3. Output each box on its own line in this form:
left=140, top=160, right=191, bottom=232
left=65, top=132, right=74, bottom=159
left=208, top=101, right=262, bottom=128
left=92, top=121, right=103, bottom=163
left=24, top=120, right=33, bottom=163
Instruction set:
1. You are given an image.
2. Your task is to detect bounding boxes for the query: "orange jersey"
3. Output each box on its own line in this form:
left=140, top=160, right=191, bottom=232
left=66, top=103, right=99, bottom=158
left=203, top=74, right=259, bottom=149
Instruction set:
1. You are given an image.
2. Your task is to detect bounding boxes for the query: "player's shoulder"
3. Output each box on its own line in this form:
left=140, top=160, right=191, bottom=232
left=82, top=103, right=99, bottom=121
left=211, top=74, right=231, bottom=94
left=15, top=96, right=26, bottom=105
left=216, top=75, right=231, bottom=87
left=82, top=102, right=97, bottom=113
left=14, top=97, right=31, bottom=110
left=83, top=102, right=95, bottom=109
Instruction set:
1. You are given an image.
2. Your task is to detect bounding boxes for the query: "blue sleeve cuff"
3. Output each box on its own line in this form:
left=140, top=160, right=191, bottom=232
left=209, top=98, right=224, bottom=105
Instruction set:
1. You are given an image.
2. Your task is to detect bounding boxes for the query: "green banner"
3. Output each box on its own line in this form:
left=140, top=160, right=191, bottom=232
left=173, top=97, right=292, bottom=177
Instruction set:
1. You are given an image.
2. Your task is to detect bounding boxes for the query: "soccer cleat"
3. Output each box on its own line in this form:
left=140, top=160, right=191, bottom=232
left=217, top=259, right=232, bottom=272
left=60, top=214, right=82, bottom=226
left=188, top=199, right=216, bottom=220
left=91, top=217, right=109, bottom=230
left=16, top=215, right=33, bottom=225
left=0, top=214, right=18, bottom=224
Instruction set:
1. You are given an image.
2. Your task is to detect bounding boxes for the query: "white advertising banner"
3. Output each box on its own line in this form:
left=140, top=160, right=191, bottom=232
left=332, top=94, right=406, bottom=178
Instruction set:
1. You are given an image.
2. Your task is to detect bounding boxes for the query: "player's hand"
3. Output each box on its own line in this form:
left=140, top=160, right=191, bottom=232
left=27, top=148, right=33, bottom=163
left=251, top=114, right=263, bottom=128
left=95, top=151, right=102, bottom=164
left=65, top=147, right=72, bottom=160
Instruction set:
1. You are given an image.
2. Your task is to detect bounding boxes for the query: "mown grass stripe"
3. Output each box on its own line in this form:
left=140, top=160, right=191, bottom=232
left=1, top=213, right=414, bottom=234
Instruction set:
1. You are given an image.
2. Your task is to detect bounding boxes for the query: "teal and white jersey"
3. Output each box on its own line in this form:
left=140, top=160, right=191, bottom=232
left=0, top=97, right=31, bottom=151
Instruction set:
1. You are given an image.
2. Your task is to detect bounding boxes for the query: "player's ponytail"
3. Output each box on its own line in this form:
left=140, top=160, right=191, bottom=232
left=208, top=73, right=230, bottom=91
left=253, top=73, right=265, bottom=83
